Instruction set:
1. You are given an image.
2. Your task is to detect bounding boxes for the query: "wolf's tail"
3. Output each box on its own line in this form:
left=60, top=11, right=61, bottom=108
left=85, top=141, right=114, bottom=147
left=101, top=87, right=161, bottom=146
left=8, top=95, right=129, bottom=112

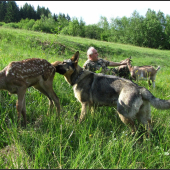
left=140, top=87, right=170, bottom=110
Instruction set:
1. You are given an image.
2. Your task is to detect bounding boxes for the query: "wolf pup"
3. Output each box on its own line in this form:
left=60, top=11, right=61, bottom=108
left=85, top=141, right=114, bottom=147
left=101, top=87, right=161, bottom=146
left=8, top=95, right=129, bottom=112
left=54, top=51, right=170, bottom=134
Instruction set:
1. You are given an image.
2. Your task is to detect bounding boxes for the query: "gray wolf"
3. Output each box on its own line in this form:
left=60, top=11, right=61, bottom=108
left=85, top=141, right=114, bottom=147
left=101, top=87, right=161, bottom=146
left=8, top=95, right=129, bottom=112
left=54, top=51, right=170, bottom=134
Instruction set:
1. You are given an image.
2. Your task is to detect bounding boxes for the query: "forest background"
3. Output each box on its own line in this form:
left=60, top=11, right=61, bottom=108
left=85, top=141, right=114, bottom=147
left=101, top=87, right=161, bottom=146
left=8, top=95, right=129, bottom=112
left=0, top=1, right=170, bottom=50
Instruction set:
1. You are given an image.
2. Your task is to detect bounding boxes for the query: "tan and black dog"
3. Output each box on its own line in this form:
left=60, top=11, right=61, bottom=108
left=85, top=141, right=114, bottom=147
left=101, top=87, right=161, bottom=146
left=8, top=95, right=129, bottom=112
left=53, top=51, right=170, bottom=134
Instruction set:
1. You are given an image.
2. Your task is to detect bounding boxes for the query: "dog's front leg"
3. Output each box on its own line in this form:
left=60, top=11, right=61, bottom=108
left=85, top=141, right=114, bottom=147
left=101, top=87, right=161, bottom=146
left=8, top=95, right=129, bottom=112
left=79, top=103, right=89, bottom=123
left=90, top=105, right=96, bottom=118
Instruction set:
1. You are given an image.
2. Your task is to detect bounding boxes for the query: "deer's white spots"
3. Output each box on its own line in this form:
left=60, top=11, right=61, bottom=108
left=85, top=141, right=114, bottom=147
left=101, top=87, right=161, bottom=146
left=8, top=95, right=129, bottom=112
left=5, top=58, right=55, bottom=80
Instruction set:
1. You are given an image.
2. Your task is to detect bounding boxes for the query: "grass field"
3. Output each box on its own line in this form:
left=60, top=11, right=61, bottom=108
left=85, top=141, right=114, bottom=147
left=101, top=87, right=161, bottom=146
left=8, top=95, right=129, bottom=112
left=0, top=27, right=170, bottom=168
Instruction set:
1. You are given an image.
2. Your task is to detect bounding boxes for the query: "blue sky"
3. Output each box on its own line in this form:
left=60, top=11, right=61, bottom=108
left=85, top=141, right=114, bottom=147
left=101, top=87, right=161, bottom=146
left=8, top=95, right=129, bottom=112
left=16, top=1, right=170, bottom=25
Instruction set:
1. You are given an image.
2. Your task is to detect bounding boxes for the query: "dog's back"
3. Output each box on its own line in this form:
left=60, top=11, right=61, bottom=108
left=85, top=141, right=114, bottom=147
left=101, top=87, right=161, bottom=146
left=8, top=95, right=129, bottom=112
left=55, top=51, right=170, bottom=134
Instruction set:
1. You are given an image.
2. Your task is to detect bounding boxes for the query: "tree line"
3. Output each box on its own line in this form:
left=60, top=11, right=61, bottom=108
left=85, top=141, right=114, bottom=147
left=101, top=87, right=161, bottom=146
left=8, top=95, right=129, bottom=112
left=0, top=1, right=70, bottom=23
left=0, top=1, right=170, bottom=49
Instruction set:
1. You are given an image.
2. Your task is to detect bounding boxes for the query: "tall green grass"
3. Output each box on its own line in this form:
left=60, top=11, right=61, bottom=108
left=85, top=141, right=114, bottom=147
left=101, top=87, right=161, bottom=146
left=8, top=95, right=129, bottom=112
left=0, top=27, right=170, bottom=168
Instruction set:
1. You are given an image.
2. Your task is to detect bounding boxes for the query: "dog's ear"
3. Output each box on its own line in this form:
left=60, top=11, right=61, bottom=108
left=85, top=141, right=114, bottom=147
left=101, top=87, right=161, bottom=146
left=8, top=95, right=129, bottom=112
left=71, top=51, right=79, bottom=67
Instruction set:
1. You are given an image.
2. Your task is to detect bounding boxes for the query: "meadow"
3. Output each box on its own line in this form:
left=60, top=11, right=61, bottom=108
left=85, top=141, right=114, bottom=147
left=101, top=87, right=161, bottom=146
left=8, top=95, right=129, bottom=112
left=0, top=27, right=170, bottom=168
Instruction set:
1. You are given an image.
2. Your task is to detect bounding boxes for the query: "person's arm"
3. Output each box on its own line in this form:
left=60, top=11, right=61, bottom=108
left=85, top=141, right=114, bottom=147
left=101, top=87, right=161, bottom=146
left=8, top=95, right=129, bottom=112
left=108, top=61, right=127, bottom=67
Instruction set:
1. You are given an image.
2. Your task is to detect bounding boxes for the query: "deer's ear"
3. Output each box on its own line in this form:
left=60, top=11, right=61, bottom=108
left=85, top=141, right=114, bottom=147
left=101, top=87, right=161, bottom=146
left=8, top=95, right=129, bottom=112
left=71, top=51, right=79, bottom=67
left=51, top=61, right=61, bottom=67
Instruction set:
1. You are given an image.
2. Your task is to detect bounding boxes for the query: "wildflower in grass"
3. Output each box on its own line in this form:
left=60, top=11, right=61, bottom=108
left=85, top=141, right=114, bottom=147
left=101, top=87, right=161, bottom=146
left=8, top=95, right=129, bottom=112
left=158, top=151, right=170, bottom=156
left=154, top=146, right=159, bottom=150
left=122, top=131, right=127, bottom=136
left=145, top=138, right=150, bottom=141
left=89, top=134, right=93, bottom=138
left=155, top=146, right=169, bottom=156
left=164, top=152, right=169, bottom=156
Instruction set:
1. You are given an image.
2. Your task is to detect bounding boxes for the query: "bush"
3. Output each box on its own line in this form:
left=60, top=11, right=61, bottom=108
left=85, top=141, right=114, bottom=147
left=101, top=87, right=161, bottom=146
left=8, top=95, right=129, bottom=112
left=60, top=26, right=70, bottom=35
left=17, top=18, right=30, bottom=29
left=2, top=22, right=19, bottom=29
left=24, top=19, right=35, bottom=30
left=32, top=14, right=57, bottom=33
left=0, top=22, right=5, bottom=26
left=32, top=20, right=42, bottom=31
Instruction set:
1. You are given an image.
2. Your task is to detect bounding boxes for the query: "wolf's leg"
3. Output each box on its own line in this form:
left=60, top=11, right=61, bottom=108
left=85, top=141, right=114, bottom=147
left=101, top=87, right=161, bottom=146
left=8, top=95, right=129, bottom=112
left=90, top=105, right=96, bottom=117
left=117, top=112, right=136, bottom=134
left=117, top=88, right=143, bottom=134
left=136, top=101, right=152, bottom=133
left=79, top=103, right=89, bottom=123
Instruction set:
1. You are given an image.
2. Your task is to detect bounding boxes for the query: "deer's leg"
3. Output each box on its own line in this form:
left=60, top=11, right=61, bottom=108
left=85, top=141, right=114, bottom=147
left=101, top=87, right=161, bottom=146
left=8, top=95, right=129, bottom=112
left=16, top=88, right=26, bottom=127
left=34, top=81, right=60, bottom=116
left=21, top=97, right=27, bottom=127
left=49, top=89, right=60, bottom=115
left=46, top=89, right=60, bottom=116
left=12, top=79, right=27, bottom=127
left=33, top=85, right=54, bottom=114
left=43, top=79, right=60, bottom=115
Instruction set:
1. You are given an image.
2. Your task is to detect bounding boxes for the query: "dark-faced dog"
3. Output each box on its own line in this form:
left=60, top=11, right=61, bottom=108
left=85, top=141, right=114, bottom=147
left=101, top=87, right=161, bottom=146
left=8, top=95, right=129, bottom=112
left=53, top=51, right=170, bottom=134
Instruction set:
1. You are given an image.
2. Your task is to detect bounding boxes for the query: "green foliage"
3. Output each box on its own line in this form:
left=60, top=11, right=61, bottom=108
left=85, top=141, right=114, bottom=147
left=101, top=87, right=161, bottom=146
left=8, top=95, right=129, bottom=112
left=1, top=2, right=170, bottom=49
left=84, top=24, right=103, bottom=40
left=4, top=1, right=20, bottom=23
left=17, top=18, right=35, bottom=30
left=109, top=9, right=170, bottom=49
left=143, top=9, right=164, bottom=48
left=0, top=28, right=170, bottom=168
left=97, top=16, right=110, bottom=41
left=60, top=17, right=85, bottom=37
left=32, top=14, right=57, bottom=33
left=2, top=22, right=19, bottom=29
left=0, top=22, right=5, bottom=26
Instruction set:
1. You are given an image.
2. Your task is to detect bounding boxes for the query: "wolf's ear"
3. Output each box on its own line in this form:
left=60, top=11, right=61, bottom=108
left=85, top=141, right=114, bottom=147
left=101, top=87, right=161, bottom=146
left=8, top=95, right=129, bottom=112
left=71, top=51, right=79, bottom=67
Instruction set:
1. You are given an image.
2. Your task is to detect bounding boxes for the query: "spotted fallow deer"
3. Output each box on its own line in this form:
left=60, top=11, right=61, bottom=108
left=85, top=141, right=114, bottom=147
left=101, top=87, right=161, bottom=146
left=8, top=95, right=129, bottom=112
left=0, top=58, right=60, bottom=127
left=127, top=57, right=160, bottom=88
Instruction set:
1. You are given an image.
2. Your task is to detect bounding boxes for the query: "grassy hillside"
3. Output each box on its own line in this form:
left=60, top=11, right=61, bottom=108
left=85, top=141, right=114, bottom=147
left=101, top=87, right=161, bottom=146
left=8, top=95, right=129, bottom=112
left=0, top=27, right=170, bottom=168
